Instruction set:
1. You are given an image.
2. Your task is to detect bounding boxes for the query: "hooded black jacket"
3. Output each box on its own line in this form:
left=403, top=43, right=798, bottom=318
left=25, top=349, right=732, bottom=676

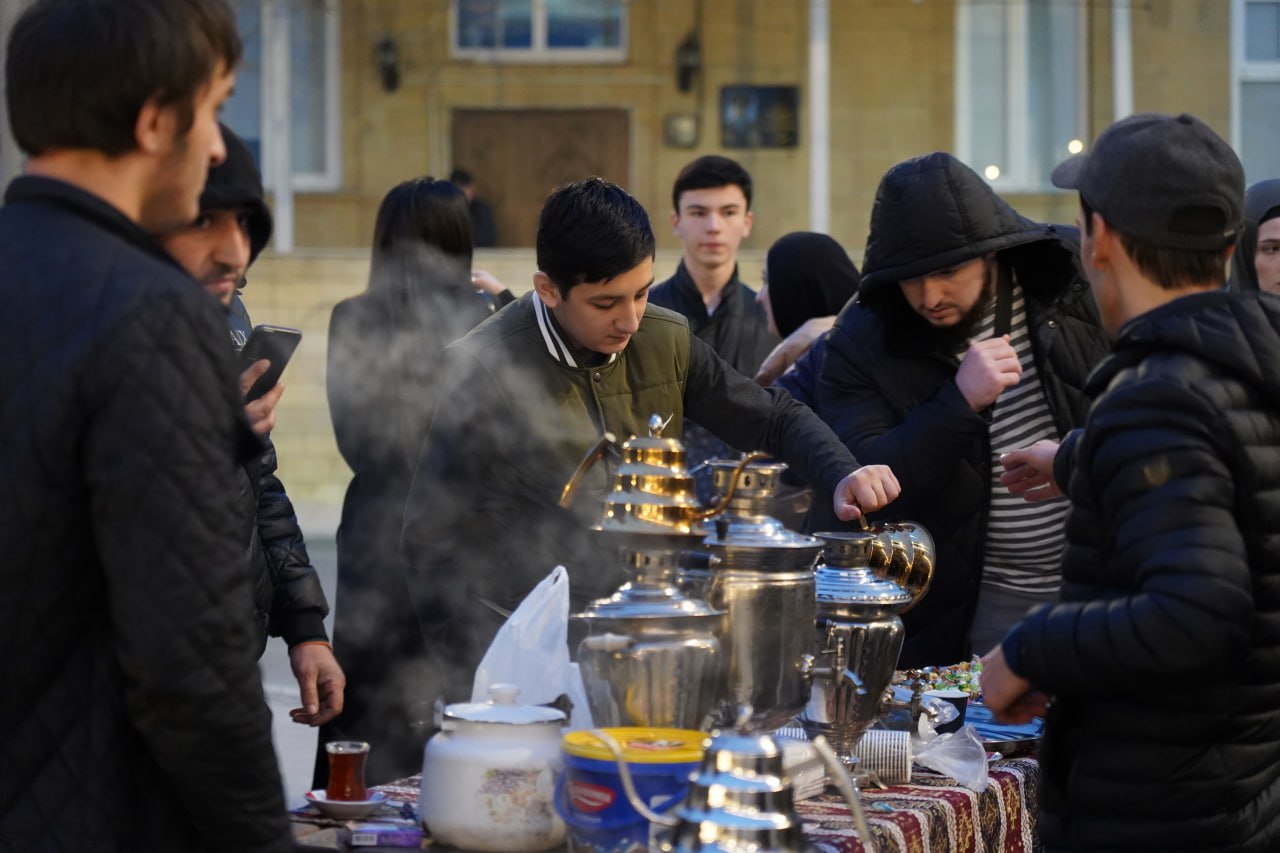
left=1229, top=179, right=1280, bottom=292
left=1002, top=290, right=1280, bottom=851
left=813, top=152, right=1110, bottom=666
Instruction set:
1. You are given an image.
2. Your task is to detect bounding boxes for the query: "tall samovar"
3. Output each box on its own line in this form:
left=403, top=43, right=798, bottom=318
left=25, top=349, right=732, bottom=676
left=560, top=417, right=755, bottom=730
left=800, top=527, right=934, bottom=761
left=682, top=458, right=828, bottom=732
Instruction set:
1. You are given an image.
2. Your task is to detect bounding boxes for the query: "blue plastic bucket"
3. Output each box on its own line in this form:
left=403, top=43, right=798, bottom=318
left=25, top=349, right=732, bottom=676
left=555, top=727, right=704, bottom=853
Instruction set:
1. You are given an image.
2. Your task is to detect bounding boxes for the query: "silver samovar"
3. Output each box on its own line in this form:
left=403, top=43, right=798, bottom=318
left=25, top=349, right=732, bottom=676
left=681, top=458, right=826, bottom=733
left=800, top=527, right=934, bottom=761
left=561, top=418, right=755, bottom=730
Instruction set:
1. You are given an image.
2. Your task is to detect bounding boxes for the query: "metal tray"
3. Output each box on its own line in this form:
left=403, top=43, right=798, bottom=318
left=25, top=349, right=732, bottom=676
left=965, top=701, right=1041, bottom=756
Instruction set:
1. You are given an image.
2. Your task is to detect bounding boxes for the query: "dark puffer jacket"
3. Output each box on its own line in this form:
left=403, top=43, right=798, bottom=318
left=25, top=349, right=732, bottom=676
left=1002, top=291, right=1280, bottom=851
left=0, top=176, right=291, bottom=851
left=813, top=152, right=1110, bottom=667
left=228, top=296, right=329, bottom=651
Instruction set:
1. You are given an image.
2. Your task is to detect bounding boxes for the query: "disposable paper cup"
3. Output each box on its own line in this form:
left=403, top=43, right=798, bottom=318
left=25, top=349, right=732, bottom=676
left=924, top=688, right=969, bottom=735
left=853, top=730, right=912, bottom=785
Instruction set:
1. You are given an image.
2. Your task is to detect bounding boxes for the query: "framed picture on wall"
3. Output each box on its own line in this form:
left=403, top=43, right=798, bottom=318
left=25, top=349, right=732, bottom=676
left=720, top=85, right=799, bottom=149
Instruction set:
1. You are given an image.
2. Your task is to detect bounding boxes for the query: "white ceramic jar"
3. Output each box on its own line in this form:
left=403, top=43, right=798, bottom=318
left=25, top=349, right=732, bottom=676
left=419, top=683, right=567, bottom=851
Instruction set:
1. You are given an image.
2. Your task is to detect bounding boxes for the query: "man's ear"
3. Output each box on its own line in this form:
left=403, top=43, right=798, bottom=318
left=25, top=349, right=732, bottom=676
left=742, top=209, right=754, bottom=238
left=1088, top=213, right=1114, bottom=269
left=134, top=94, right=176, bottom=155
left=670, top=209, right=681, bottom=234
left=533, top=271, right=561, bottom=307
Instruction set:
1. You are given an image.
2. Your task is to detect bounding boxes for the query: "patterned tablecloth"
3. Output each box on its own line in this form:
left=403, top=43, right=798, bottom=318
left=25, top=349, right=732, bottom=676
left=291, top=758, right=1038, bottom=852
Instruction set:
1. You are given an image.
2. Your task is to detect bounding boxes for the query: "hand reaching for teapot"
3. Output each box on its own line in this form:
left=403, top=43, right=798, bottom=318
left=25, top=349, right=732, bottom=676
left=833, top=464, right=901, bottom=522
left=956, top=335, right=1022, bottom=411
left=1000, top=439, right=1063, bottom=502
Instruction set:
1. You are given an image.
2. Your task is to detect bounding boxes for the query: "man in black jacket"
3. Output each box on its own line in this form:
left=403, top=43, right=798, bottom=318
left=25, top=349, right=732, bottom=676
left=649, top=156, right=778, bottom=499
left=159, top=125, right=345, bottom=729
left=0, top=1, right=293, bottom=852
left=983, top=112, right=1280, bottom=852
left=813, top=152, right=1110, bottom=668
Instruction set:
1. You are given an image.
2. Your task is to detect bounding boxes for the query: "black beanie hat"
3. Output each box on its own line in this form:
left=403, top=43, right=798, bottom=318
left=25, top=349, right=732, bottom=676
left=201, top=123, right=273, bottom=263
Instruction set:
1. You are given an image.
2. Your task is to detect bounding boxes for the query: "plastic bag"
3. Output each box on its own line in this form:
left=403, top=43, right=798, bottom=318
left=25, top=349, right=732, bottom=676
left=471, top=566, right=593, bottom=730
left=913, top=723, right=989, bottom=792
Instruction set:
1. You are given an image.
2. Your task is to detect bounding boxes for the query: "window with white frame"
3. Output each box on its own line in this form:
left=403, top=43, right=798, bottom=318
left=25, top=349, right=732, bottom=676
left=1233, top=0, right=1280, bottom=183
left=453, top=0, right=627, bottom=61
left=955, top=0, right=1085, bottom=191
left=222, top=0, right=341, bottom=191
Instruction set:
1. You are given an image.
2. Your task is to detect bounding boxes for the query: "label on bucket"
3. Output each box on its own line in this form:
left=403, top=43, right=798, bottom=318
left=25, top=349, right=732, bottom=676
left=568, top=780, right=616, bottom=814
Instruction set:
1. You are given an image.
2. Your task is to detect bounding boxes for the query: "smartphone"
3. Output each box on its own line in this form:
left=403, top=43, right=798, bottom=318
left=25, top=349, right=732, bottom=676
left=240, top=324, right=302, bottom=402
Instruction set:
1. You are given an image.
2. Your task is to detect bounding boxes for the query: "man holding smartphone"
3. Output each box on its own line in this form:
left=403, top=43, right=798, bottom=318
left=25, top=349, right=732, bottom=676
left=159, top=125, right=345, bottom=729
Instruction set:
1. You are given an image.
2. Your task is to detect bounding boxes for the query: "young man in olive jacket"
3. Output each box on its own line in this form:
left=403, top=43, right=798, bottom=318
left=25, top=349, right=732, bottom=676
left=0, top=2, right=293, bottom=851
left=983, top=113, right=1280, bottom=852
left=813, top=152, right=1110, bottom=668
left=401, top=178, right=900, bottom=722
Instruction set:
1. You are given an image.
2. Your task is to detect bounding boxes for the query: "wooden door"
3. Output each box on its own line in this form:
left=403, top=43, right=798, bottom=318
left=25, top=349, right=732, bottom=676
left=451, top=109, right=631, bottom=247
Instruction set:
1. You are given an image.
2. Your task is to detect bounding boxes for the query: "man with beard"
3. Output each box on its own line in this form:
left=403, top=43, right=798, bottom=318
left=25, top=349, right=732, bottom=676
left=813, top=152, right=1110, bottom=667
left=158, top=125, right=344, bottom=730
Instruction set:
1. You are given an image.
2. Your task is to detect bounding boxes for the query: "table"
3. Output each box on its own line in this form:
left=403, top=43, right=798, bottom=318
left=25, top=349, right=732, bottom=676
left=291, top=758, right=1038, bottom=852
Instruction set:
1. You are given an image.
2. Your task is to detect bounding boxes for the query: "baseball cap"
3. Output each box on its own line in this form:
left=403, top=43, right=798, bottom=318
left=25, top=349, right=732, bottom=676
left=1051, top=113, right=1244, bottom=251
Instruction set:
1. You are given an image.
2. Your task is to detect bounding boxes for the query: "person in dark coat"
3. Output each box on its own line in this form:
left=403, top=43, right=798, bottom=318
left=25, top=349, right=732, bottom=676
left=0, top=2, right=293, bottom=851
left=317, top=177, right=513, bottom=786
left=649, top=156, right=778, bottom=500
left=813, top=152, right=1110, bottom=667
left=984, top=112, right=1280, bottom=853
left=158, top=124, right=345, bottom=728
left=449, top=167, right=499, bottom=248
left=1229, top=178, right=1280, bottom=293
left=756, top=231, right=862, bottom=396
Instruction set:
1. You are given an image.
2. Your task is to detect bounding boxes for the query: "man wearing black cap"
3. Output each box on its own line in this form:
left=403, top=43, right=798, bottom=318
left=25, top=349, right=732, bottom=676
left=983, top=113, right=1280, bottom=850
left=813, top=152, right=1110, bottom=668
left=160, top=126, right=345, bottom=729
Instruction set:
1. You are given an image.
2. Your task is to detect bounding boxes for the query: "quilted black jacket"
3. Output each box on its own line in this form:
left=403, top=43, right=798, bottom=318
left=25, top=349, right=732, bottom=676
left=1003, top=291, right=1280, bottom=852
left=813, top=153, right=1110, bottom=667
left=0, top=177, right=292, bottom=852
left=229, top=295, right=329, bottom=651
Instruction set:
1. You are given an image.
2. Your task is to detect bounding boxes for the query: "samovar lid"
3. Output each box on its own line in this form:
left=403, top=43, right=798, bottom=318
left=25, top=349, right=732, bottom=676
left=576, top=581, right=723, bottom=621
left=814, top=565, right=913, bottom=605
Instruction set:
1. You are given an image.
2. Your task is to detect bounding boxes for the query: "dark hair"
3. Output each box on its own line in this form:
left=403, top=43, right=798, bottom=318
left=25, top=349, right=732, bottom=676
left=7, top=0, right=240, bottom=158
left=536, top=177, right=656, bottom=297
left=448, top=168, right=473, bottom=187
left=369, top=177, right=474, bottom=298
left=1081, top=197, right=1230, bottom=290
left=672, top=155, right=753, bottom=211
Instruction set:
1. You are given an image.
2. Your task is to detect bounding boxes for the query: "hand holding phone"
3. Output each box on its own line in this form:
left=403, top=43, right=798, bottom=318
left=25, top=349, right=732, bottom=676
left=240, top=324, right=302, bottom=402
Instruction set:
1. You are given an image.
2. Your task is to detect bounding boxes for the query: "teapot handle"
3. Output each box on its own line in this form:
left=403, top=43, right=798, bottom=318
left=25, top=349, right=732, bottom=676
left=560, top=432, right=619, bottom=508
left=583, top=729, right=680, bottom=828
left=693, top=451, right=771, bottom=522
left=811, top=734, right=874, bottom=843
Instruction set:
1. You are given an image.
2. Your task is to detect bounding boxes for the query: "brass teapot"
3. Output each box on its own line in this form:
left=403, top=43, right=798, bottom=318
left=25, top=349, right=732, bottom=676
left=560, top=414, right=758, bottom=537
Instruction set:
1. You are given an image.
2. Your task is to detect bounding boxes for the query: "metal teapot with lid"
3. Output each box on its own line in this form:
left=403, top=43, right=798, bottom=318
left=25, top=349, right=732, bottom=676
left=591, top=710, right=873, bottom=852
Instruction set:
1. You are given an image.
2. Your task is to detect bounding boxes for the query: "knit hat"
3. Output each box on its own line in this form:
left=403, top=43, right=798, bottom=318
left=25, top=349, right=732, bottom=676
left=201, top=123, right=273, bottom=262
